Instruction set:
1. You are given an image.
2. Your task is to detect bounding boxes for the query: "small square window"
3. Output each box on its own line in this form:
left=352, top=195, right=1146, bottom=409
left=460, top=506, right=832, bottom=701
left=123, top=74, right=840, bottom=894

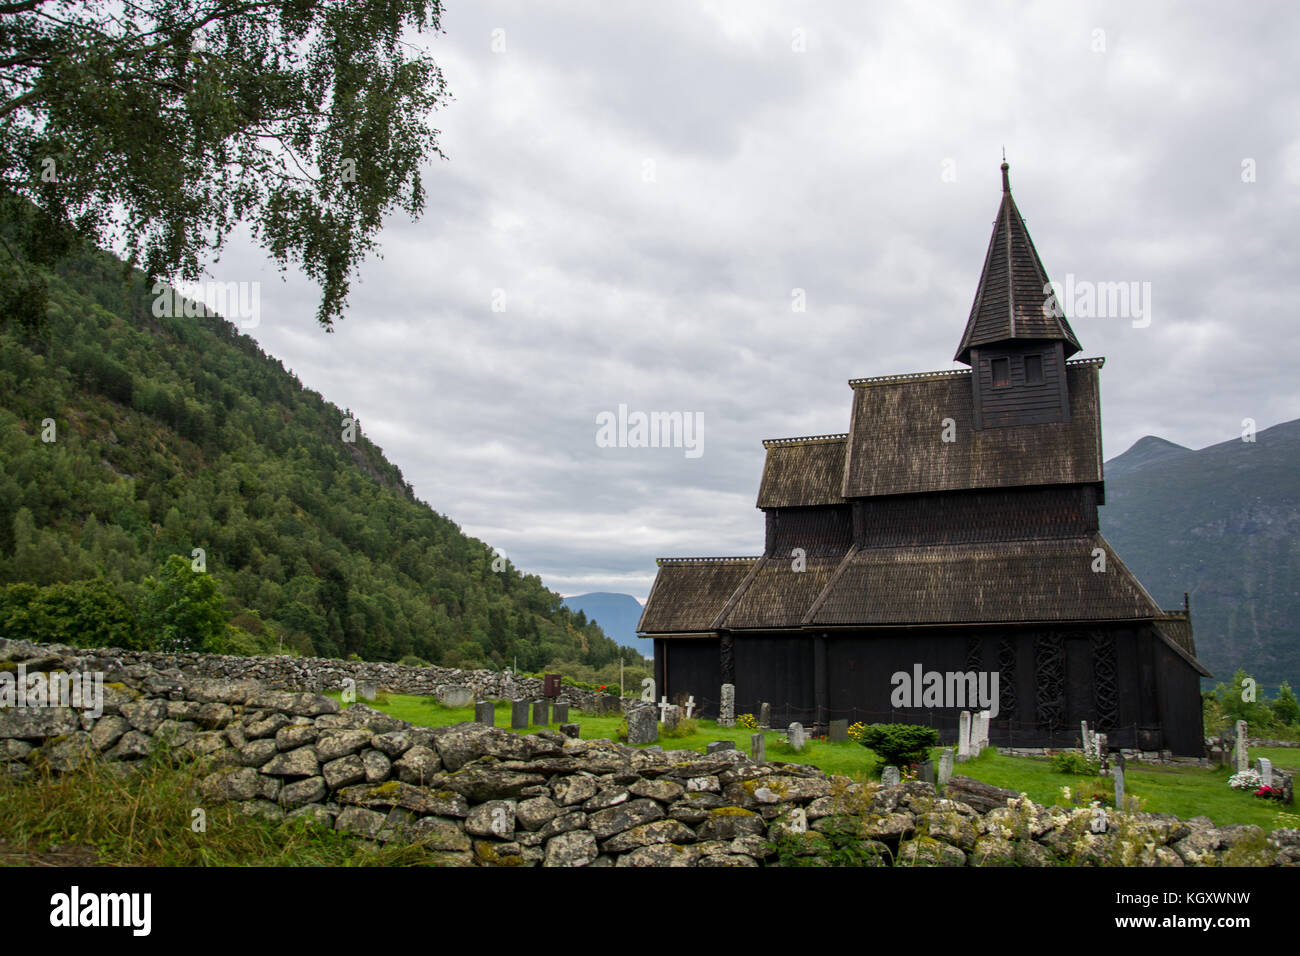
left=991, top=357, right=1010, bottom=387
left=1024, top=354, right=1043, bottom=385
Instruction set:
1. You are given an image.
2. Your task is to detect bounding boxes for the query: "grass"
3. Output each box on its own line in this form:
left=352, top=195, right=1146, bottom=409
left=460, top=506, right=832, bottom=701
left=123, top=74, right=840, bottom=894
left=354, top=692, right=1300, bottom=830
left=0, top=743, right=465, bottom=866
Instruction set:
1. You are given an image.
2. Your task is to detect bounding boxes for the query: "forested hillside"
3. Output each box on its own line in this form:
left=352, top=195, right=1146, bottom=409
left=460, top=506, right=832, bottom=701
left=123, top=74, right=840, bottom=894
left=0, top=243, right=642, bottom=673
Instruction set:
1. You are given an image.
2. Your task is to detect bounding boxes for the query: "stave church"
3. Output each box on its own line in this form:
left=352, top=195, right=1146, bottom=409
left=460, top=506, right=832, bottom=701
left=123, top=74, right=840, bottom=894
left=636, top=163, right=1209, bottom=756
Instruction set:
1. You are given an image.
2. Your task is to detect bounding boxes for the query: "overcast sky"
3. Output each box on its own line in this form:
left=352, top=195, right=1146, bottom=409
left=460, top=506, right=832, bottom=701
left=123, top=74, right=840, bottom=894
left=200, top=0, right=1300, bottom=603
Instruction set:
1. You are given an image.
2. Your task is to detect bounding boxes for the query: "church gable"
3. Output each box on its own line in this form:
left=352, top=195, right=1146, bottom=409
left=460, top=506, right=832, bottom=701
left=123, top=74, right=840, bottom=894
left=637, top=558, right=758, bottom=634
left=755, top=435, right=847, bottom=508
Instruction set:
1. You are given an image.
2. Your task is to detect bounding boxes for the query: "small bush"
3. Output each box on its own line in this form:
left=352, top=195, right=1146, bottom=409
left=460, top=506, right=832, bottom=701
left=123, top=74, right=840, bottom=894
left=661, top=718, right=698, bottom=739
left=857, top=723, right=938, bottom=768
left=1050, top=750, right=1100, bottom=776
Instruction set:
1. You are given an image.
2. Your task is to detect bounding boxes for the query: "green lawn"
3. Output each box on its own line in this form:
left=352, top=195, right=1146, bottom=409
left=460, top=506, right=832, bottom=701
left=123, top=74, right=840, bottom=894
left=353, top=692, right=1300, bottom=831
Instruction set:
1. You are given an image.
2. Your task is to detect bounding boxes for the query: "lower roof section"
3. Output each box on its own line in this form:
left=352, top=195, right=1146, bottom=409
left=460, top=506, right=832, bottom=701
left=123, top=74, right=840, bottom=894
left=636, top=557, right=759, bottom=635
left=640, top=534, right=1168, bottom=634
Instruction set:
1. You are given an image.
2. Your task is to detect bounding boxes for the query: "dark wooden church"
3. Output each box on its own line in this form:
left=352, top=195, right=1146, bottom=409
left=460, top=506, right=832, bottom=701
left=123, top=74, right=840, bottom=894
left=637, top=163, right=1210, bottom=756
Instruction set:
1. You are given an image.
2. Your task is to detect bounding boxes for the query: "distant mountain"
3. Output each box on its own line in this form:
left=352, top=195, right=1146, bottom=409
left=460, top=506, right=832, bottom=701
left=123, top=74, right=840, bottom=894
left=562, top=593, right=647, bottom=652
left=1100, top=420, right=1300, bottom=688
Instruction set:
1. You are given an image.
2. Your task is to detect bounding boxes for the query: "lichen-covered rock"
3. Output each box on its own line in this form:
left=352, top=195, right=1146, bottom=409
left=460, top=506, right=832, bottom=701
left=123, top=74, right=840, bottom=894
left=544, top=830, right=599, bottom=867
left=361, top=749, right=391, bottom=784
left=323, top=754, right=366, bottom=790
left=601, top=819, right=697, bottom=852
left=516, top=796, right=562, bottom=831
left=279, top=776, right=327, bottom=810
left=315, top=730, right=372, bottom=762
left=970, top=834, right=1019, bottom=866
left=466, top=800, right=517, bottom=839
left=552, top=773, right=598, bottom=806
left=106, top=730, right=153, bottom=760
left=615, top=843, right=700, bottom=867
left=119, top=699, right=169, bottom=735
left=897, top=836, right=967, bottom=867
left=274, top=723, right=317, bottom=751
left=195, top=702, right=235, bottom=730
left=335, top=806, right=386, bottom=839
left=406, top=816, right=472, bottom=852
left=442, top=766, right=545, bottom=802
left=201, top=767, right=261, bottom=802
left=260, top=745, right=319, bottom=778
left=392, top=745, right=442, bottom=785
left=588, top=798, right=665, bottom=840
left=239, top=739, right=278, bottom=767
left=0, top=706, right=81, bottom=740
left=243, top=713, right=291, bottom=740
left=696, top=806, right=765, bottom=841
left=584, top=787, right=630, bottom=811
left=630, top=778, right=685, bottom=803
left=370, top=730, right=414, bottom=758
left=42, top=732, right=95, bottom=771
left=89, top=714, right=129, bottom=752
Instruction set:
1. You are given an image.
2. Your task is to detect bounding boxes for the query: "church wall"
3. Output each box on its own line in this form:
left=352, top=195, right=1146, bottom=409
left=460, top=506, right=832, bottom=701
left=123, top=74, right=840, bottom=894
left=659, top=637, right=721, bottom=719
left=733, top=634, right=815, bottom=728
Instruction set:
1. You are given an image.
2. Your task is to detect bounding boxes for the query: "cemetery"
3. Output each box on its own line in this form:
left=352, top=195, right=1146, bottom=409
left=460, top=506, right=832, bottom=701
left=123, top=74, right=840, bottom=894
left=1, top=637, right=1298, bottom=866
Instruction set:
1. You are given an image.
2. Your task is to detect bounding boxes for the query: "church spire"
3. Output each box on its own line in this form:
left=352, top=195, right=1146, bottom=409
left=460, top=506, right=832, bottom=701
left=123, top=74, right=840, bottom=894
left=954, top=162, right=1081, bottom=365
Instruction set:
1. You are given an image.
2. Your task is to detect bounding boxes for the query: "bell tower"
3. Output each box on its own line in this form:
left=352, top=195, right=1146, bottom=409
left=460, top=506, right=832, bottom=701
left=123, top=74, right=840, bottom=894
left=956, top=162, right=1083, bottom=429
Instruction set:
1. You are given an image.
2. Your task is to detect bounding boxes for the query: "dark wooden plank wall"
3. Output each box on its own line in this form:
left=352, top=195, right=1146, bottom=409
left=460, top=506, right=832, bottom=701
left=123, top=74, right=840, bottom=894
left=975, top=342, right=1068, bottom=427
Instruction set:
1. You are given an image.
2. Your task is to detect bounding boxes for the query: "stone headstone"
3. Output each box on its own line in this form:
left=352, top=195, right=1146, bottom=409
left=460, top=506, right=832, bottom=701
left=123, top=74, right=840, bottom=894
left=828, top=719, right=849, bottom=742
left=976, top=710, right=991, bottom=748
left=1113, top=764, right=1125, bottom=807
left=532, top=699, right=550, bottom=727
left=938, top=748, right=955, bottom=786
left=1284, top=773, right=1294, bottom=806
left=662, top=705, right=682, bottom=730
left=358, top=682, right=378, bottom=702
left=759, top=702, right=771, bottom=730
left=957, top=711, right=972, bottom=762
left=474, top=700, right=494, bottom=726
left=510, top=698, right=529, bottom=730
left=627, top=706, right=658, bottom=746
left=1257, top=756, right=1273, bottom=788
left=918, top=759, right=935, bottom=784
left=657, top=695, right=673, bottom=721
left=683, top=695, right=696, bottom=719
left=706, top=740, right=736, bottom=755
left=1080, top=720, right=1090, bottom=756
left=719, top=683, right=736, bottom=728
left=787, top=722, right=806, bottom=752
left=559, top=723, right=581, bottom=739
left=601, top=693, right=621, bottom=715
left=553, top=702, right=570, bottom=724
left=970, top=714, right=983, bottom=759
left=751, top=733, right=766, bottom=763
left=1235, top=720, right=1249, bottom=772
left=881, top=765, right=901, bottom=787
left=442, top=687, right=473, bottom=709
left=1095, top=733, right=1108, bottom=774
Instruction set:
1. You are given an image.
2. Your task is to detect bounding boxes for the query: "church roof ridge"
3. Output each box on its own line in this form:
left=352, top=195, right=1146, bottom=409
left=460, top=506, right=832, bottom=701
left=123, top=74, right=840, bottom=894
left=761, top=433, right=848, bottom=447
left=654, top=556, right=760, bottom=566
left=848, top=356, right=1105, bottom=391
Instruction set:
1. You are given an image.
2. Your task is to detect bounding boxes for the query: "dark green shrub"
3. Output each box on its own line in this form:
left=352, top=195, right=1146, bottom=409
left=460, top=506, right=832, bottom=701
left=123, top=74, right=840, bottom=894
left=1050, top=750, right=1100, bottom=775
left=857, top=723, right=938, bottom=769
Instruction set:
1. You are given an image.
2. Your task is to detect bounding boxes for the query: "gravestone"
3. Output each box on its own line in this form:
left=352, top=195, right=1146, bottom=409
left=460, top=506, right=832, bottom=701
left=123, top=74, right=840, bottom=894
left=1257, top=756, right=1273, bottom=788
left=938, top=748, right=955, bottom=786
left=828, top=719, right=849, bottom=742
left=1284, top=774, right=1294, bottom=806
left=970, top=713, right=984, bottom=758
left=443, top=687, right=473, bottom=709
left=559, top=723, right=581, bottom=739
left=957, top=711, right=972, bottom=762
left=976, top=711, right=991, bottom=748
left=1096, top=733, right=1109, bottom=774
left=1235, top=720, right=1249, bottom=772
left=787, top=722, right=806, bottom=752
left=683, top=695, right=696, bottom=719
left=358, top=682, right=378, bottom=702
left=657, top=696, right=673, bottom=722
left=510, top=699, right=529, bottom=729
left=532, top=699, right=550, bottom=727
left=1080, top=720, right=1091, bottom=757
left=918, top=759, right=935, bottom=785
left=719, top=683, right=736, bottom=728
left=553, top=702, right=570, bottom=724
left=881, top=765, right=901, bottom=787
left=1113, top=764, right=1125, bottom=807
left=627, top=706, right=658, bottom=746
left=474, top=700, right=494, bottom=726
left=759, top=702, right=771, bottom=730
left=751, top=733, right=766, bottom=763
left=601, top=693, right=621, bottom=715
left=662, top=705, right=682, bottom=731
left=706, top=740, right=736, bottom=755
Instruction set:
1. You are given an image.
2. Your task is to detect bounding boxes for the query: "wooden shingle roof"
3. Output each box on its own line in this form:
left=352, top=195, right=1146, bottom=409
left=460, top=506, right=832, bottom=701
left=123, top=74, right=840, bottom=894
left=637, top=558, right=760, bottom=635
left=804, top=534, right=1161, bottom=626
left=954, top=162, right=1082, bottom=364
left=841, top=360, right=1104, bottom=499
left=755, top=435, right=847, bottom=508
left=715, top=551, right=847, bottom=630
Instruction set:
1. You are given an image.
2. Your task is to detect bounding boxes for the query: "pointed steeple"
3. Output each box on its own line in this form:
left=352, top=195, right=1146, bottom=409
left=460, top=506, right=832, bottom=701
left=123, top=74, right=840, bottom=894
left=954, top=162, right=1081, bottom=365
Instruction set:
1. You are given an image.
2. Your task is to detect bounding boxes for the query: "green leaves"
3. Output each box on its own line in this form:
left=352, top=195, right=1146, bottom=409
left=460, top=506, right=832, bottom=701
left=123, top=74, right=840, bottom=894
left=141, top=554, right=229, bottom=652
left=1, top=0, right=450, bottom=329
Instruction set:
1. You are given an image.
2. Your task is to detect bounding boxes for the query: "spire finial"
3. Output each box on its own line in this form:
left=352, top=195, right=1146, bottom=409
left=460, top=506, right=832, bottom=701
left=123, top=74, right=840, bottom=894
left=1001, top=151, right=1010, bottom=193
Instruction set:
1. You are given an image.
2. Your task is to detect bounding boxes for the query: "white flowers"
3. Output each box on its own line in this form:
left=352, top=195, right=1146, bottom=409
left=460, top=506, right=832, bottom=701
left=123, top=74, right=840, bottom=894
left=1228, top=769, right=1262, bottom=791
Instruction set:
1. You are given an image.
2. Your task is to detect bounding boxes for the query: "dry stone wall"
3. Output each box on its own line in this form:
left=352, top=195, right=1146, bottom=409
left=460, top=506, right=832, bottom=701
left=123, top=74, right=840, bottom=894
left=2, top=639, right=1298, bottom=867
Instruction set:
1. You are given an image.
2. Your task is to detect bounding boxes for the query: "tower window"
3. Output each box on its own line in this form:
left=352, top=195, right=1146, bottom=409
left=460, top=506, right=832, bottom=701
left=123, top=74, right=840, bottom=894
left=1024, top=354, right=1043, bottom=385
left=991, top=357, right=1010, bottom=387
